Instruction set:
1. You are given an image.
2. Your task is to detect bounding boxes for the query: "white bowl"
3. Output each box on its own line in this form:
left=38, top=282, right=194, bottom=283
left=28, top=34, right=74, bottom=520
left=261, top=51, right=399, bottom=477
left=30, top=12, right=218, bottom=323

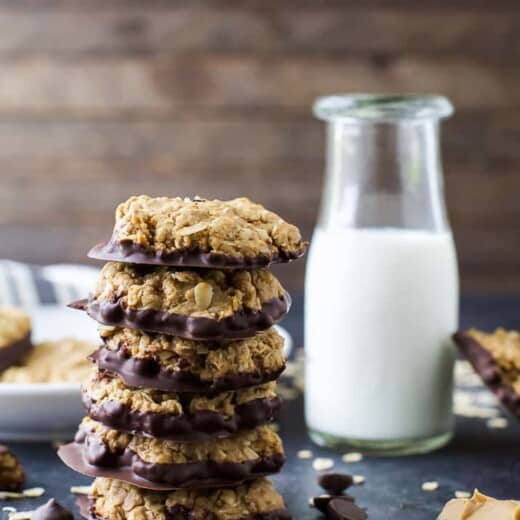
left=0, top=305, right=97, bottom=441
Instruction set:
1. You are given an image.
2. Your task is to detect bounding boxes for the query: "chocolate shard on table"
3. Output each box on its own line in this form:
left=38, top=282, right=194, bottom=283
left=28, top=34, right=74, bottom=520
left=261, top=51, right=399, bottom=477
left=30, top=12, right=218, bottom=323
left=453, top=328, right=520, bottom=417
left=0, top=306, right=32, bottom=373
left=83, top=371, right=281, bottom=441
left=79, top=477, right=291, bottom=520
left=438, top=490, right=520, bottom=519
left=59, top=419, right=285, bottom=490
left=33, top=499, right=74, bottom=520
left=88, top=326, right=286, bottom=394
left=0, top=444, right=25, bottom=491
left=310, top=495, right=355, bottom=514
left=88, top=195, right=307, bottom=269
left=71, top=263, right=290, bottom=340
left=318, top=472, right=355, bottom=495
left=327, top=499, right=368, bottom=520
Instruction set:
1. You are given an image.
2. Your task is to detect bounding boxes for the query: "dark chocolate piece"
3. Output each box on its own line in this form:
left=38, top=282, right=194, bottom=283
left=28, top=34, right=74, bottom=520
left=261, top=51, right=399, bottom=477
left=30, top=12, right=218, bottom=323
left=0, top=332, right=32, bottom=373
left=327, top=499, right=368, bottom=520
left=88, top=239, right=305, bottom=269
left=83, top=392, right=282, bottom=441
left=310, top=495, right=355, bottom=514
left=70, top=295, right=290, bottom=340
left=453, top=332, right=520, bottom=417
left=58, top=442, right=285, bottom=490
left=318, top=473, right=354, bottom=495
left=33, top=499, right=73, bottom=520
left=79, top=496, right=292, bottom=520
left=89, top=345, right=285, bottom=394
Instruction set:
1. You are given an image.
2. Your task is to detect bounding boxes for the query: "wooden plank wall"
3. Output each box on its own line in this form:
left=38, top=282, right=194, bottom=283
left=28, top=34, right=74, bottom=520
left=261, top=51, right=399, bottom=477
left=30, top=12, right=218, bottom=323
left=0, top=0, right=519, bottom=292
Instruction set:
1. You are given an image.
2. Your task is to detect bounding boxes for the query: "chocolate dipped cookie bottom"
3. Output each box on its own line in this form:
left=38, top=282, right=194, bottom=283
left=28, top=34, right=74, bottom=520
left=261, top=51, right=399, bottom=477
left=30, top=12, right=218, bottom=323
left=83, top=372, right=281, bottom=441
left=59, top=421, right=285, bottom=490
left=454, top=329, right=520, bottom=417
left=78, top=477, right=291, bottom=519
left=71, top=296, right=290, bottom=341
left=89, top=240, right=305, bottom=270
left=89, top=344, right=285, bottom=395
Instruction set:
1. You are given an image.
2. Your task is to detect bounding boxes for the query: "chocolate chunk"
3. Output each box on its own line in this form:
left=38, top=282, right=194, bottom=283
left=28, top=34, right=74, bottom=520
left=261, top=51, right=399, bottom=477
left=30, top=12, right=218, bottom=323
left=318, top=472, right=354, bottom=495
left=311, top=495, right=355, bottom=514
left=327, top=499, right=368, bottom=520
left=33, top=499, right=73, bottom=520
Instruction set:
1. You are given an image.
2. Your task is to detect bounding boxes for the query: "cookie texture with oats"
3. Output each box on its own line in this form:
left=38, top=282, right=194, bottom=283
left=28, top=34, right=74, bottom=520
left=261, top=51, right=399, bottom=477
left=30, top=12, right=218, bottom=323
left=0, top=444, right=25, bottom=491
left=93, top=263, right=286, bottom=319
left=88, top=195, right=307, bottom=268
left=90, top=477, right=291, bottom=520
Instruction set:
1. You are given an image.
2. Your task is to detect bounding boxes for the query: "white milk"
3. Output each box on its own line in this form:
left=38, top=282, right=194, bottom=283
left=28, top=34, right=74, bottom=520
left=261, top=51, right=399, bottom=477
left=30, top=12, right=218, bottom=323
left=305, top=228, right=458, bottom=441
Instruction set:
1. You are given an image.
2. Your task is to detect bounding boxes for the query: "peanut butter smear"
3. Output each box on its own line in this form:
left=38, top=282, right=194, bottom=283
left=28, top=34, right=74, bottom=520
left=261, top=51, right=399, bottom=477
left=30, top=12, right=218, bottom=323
left=438, top=490, right=520, bottom=519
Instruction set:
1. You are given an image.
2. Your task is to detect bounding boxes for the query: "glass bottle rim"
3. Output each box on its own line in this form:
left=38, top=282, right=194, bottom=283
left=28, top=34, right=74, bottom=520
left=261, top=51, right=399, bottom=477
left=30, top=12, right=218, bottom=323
left=314, top=94, right=454, bottom=122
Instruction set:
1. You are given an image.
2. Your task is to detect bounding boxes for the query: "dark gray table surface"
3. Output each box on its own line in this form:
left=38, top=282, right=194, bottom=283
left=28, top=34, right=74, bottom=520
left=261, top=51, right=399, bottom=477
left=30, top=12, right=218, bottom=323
left=4, top=295, right=520, bottom=519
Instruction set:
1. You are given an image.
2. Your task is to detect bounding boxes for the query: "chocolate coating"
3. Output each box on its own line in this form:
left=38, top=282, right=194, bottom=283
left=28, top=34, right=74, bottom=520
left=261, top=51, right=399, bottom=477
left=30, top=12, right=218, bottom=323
left=83, top=392, right=282, bottom=441
left=79, top=496, right=292, bottom=520
left=453, top=331, right=520, bottom=417
left=88, top=239, right=305, bottom=269
left=0, top=332, right=32, bottom=372
left=89, top=345, right=285, bottom=394
left=327, top=499, right=367, bottom=520
left=33, top=499, right=73, bottom=520
left=318, top=473, right=354, bottom=495
left=58, top=442, right=285, bottom=490
left=70, top=295, right=290, bottom=340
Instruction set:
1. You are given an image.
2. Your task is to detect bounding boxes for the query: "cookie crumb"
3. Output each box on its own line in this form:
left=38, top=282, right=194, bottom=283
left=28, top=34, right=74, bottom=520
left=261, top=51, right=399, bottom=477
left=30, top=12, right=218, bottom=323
left=487, top=417, right=508, bottom=429
left=312, top=458, right=335, bottom=471
left=297, top=449, right=313, bottom=460
left=70, top=485, right=92, bottom=495
left=342, top=452, right=363, bottom=463
left=0, top=487, right=45, bottom=500
left=422, top=481, right=439, bottom=492
left=353, top=475, right=366, bottom=485
left=7, top=512, right=32, bottom=520
left=455, top=490, right=471, bottom=499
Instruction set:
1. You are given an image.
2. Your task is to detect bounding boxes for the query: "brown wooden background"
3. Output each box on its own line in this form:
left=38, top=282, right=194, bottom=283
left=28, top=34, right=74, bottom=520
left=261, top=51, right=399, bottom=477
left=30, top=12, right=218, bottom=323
left=1, top=0, right=520, bottom=293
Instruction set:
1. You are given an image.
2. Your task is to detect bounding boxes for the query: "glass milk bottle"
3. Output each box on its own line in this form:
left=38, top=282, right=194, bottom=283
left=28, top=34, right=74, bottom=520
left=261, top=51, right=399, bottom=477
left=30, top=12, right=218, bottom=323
left=305, top=95, right=459, bottom=455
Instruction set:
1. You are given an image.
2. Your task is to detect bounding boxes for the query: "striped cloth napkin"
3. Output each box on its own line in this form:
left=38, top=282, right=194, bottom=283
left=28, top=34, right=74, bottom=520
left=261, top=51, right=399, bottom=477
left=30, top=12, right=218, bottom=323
left=0, top=260, right=98, bottom=308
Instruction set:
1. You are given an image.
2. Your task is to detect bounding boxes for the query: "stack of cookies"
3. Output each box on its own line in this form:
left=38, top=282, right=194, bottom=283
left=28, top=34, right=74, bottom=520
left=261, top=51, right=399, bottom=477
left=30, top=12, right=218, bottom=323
left=59, top=195, right=307, bottom=520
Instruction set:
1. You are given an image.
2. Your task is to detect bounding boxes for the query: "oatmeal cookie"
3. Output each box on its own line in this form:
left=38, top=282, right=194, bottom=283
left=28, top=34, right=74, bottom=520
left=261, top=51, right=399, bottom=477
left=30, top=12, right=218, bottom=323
left=88, top=195, right=307, bottom=269
left=0, top=444, right=24, bottom=491
left=82, top=477, right=291, bottom=520
left=454, top=328, right=520, bottom=418
left=90, top=327, right=285, bottom=393
left=74, top=264, right=289, bottom=340
left=83, top=371, right=281, bottom=441
left=59, top=420, right=285, bottom=489
left=0, top=306, right=32, bottom=372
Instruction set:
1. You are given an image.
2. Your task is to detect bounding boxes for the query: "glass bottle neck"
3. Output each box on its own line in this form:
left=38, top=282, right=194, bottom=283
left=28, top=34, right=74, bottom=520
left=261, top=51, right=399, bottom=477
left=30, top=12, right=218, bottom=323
left=318, top=118, right=450, bottom=232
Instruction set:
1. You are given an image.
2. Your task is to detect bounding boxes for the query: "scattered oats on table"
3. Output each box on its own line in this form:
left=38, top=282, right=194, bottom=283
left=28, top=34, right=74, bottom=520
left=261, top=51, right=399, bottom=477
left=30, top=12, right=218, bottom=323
left=342, top=452, right=363, bottom=463
left=422, top=481, right=439, bottom=492
left=487, top=417, right=508, bottom=429
left=297, top=449, right=313, bottom=460
left=312, top=458, right=335, bottom=471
